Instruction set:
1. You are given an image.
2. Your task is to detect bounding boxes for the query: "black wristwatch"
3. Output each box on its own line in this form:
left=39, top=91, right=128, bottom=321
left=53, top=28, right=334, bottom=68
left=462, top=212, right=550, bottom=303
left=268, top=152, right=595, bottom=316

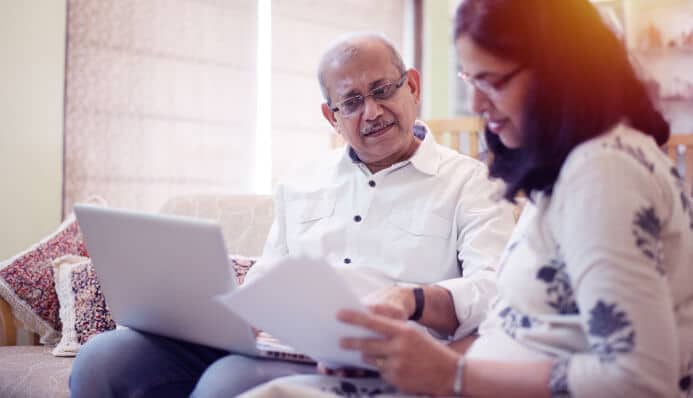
left=409, top=287, right=425, bottom=321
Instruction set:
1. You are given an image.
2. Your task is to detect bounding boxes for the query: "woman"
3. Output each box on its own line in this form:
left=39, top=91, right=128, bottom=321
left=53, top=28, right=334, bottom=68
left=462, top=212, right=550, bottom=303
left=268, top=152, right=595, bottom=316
left=240, top=0, right=693, bottom=397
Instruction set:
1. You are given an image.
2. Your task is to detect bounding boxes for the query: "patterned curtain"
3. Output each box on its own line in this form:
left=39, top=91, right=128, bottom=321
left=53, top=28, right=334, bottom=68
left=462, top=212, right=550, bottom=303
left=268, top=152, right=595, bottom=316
left=63, top=0, right=258, bottom=214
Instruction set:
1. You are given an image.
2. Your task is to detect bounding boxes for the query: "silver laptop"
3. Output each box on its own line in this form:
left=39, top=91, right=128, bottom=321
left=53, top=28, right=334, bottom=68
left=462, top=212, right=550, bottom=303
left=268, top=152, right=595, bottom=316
left=74, top=204, right=313, bottom=364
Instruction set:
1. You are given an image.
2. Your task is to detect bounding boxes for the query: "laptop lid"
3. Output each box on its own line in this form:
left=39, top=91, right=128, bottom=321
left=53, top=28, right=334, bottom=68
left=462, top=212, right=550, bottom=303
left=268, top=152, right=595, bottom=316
left=74, top=204, right=260, bottom=356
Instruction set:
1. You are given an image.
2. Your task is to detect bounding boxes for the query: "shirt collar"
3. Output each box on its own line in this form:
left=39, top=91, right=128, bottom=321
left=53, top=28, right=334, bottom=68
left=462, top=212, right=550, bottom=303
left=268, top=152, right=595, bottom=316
left=408, top=121, right=440, bottom=176
left=340, top=120, right=441, bottom=176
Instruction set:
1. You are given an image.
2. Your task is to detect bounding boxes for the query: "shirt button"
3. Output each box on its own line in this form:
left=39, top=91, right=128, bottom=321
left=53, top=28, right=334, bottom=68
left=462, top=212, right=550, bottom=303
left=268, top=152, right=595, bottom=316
left=344, top=258, right=351, bottom=264
left=353, top=215, right=362, bottom=222
left=368, top=180, right=376, bottom=187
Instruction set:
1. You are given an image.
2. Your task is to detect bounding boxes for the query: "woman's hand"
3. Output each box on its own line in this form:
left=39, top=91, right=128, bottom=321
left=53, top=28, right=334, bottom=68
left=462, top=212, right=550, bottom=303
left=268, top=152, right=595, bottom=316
left=338, top=309, right=460, bottom=396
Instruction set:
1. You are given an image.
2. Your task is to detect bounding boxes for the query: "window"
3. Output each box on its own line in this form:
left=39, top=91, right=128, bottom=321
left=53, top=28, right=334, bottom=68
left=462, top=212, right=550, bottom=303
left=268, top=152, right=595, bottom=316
left=63, top=0, right=407, bottom=214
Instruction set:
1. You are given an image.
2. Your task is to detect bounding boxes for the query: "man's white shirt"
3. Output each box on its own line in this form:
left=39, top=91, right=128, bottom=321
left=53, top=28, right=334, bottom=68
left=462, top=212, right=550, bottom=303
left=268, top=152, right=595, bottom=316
left=246, top=122, right=515, bottom=338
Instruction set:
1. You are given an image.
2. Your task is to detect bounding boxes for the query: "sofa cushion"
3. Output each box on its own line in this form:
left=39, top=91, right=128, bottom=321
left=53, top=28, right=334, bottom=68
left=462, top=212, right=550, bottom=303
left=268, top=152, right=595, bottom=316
left=230, top=255, right=257, bottom=284
left=52, top=256, right=116, bottom=357
left=0, top=345, right=71, bottom=398
left=0, top=216, right=89, bottom=345
left=159, top=194, right=274, bottom=257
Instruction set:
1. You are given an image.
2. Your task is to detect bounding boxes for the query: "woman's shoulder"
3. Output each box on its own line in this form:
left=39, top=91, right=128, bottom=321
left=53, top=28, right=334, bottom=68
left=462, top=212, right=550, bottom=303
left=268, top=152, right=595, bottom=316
left=560, top=124, right=665, bottom=182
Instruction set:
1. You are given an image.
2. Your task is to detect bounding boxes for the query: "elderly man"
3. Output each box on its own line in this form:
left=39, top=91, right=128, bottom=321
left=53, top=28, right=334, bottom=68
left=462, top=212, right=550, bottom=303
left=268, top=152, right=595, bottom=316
left=70, top=33, right=514, bottom=398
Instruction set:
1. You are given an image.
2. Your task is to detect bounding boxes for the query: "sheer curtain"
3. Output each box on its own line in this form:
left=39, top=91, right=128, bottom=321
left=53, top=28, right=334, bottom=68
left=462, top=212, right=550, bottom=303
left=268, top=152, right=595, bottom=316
left=63, top=0, right=407, bottom=213
left=270, top=0, right=406, bottom=184
left=63, top=0, right=257, bottom=214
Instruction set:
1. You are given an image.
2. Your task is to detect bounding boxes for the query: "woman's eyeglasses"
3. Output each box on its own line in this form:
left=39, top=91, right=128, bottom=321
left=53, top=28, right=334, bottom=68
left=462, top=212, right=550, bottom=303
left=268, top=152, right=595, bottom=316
left=457, top=65, right=524, bottom=99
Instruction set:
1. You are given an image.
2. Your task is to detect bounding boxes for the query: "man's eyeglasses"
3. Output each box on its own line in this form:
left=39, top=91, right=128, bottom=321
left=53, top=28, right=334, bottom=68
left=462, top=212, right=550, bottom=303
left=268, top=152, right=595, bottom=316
left=330, top=72, right=408, bottom=116
left=457, top=65, right=524, bottom=99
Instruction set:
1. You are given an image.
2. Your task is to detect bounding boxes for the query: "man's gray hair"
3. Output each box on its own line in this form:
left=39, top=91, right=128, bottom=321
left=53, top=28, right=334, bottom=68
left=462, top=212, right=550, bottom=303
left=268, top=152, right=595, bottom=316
left=317, top=32, right=407, bottom=106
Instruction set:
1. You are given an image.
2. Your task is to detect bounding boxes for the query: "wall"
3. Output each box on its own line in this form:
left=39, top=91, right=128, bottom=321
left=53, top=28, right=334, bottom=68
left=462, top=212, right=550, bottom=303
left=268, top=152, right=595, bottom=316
left=0, top=1, right=66, bottom=259
left=422, top=0, right=453, bottom=119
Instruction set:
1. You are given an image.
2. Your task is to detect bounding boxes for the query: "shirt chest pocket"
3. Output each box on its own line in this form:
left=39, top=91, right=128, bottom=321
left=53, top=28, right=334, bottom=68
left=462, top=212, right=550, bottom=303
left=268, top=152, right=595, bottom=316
left=387, top=209, right=452, bottom=239
left=285, top=190, right=336, bottom=239
left=384, top=209, right=454, bottom=280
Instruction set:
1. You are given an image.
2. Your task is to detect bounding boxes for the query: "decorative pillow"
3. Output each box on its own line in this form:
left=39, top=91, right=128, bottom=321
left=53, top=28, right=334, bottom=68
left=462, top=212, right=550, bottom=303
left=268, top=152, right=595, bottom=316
left=230, top=255, right=257, bottom=285
left=52, top=255, right=116, bottom=357
left=51, top=254, right=256, bottom=356
left=0, top=215, right=89, bottom=344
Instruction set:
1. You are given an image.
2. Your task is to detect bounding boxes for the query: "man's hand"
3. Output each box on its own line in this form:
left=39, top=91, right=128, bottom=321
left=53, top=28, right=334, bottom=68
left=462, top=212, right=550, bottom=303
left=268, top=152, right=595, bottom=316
left=362, top=286, right=416, bottom=321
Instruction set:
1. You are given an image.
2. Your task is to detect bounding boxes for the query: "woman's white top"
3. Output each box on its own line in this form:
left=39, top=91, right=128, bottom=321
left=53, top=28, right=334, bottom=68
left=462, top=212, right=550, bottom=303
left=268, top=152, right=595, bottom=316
left=467, top=124, right=693, bottom=397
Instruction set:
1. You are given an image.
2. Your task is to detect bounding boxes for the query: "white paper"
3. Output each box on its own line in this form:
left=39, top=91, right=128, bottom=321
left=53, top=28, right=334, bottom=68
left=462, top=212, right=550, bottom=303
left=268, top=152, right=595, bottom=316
left=216, top=256, right=380, bottom=369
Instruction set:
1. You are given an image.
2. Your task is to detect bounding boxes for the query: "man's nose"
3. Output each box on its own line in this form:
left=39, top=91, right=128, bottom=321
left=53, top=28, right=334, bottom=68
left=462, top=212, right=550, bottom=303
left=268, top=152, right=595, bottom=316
left=362, top=96, right=384, bottom=121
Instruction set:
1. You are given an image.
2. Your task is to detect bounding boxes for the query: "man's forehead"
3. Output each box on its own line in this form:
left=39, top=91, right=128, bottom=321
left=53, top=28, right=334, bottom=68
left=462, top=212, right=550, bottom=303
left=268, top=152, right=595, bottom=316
left=332, top=71, right=387, bottom=93
left=325, top=59, right=399, bottom=96
left=318, top=36, right=403, bottom=100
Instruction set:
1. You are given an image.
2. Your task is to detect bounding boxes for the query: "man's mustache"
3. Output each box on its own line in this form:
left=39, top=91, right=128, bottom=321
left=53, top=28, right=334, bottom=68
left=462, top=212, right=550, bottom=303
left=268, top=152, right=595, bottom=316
left=360, top=120, right=396, bottom=135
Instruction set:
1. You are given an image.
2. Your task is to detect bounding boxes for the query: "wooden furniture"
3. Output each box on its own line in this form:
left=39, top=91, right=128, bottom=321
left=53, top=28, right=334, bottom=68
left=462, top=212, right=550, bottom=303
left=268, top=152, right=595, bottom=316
left=425, top=117, right=484, bottom=159
left=0, top=299, right=16, bottom=346
left=664, top=134, right=693, bottom=195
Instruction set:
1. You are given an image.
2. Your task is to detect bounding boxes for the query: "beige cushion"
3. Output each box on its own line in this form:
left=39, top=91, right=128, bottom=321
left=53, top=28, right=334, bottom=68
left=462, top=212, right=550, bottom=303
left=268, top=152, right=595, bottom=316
left=0, top=346, right=71, bottom=398
left=159, top=194, right=274, bottom=257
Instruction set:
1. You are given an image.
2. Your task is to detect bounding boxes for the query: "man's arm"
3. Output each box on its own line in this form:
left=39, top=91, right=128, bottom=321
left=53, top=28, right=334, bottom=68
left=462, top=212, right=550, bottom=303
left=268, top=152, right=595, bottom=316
left=365, top=165, right=514, bottom=337
left=436, top=164, right=515, bottom=338
left=365, top=285, right=459, bottom=335
left=243, top=184, right=289, bottom=284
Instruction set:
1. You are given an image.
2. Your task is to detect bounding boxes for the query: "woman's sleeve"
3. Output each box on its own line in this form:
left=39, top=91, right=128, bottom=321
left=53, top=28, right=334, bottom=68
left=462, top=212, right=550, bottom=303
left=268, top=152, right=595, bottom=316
left=548, top=150, right=678, bottom=398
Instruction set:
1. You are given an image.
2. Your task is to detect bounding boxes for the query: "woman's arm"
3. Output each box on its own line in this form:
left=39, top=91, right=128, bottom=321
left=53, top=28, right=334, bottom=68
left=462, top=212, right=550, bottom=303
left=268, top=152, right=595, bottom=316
left=339, top=309, right=558, bottom=397
left=461, top=359, right=553, bottom=398
left=546, top=150, right=679, bottom=397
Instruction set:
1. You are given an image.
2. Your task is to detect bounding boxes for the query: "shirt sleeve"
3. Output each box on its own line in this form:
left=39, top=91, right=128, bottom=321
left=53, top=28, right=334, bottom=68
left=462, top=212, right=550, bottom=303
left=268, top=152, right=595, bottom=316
left=436, top=164, right=516, bottom=339
left=244, top=184, right=289, bottom=285
left=549, top=150, right=678, bottom=398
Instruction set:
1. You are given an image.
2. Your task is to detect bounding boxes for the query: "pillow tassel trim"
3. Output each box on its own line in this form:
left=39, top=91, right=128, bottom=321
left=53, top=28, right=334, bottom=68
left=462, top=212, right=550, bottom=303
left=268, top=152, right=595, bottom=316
left=52, top=256, right=88, bottom=356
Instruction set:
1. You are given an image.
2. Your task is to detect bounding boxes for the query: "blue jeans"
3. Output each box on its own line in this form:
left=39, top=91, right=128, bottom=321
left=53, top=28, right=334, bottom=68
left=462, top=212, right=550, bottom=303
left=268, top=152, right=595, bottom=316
left=69, top=329, right=316, bottom=398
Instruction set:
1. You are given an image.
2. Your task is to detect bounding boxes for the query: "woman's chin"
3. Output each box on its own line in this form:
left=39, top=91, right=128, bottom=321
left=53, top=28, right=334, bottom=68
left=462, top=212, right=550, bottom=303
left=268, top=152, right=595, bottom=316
left=498, top=128, right=522, bottom=149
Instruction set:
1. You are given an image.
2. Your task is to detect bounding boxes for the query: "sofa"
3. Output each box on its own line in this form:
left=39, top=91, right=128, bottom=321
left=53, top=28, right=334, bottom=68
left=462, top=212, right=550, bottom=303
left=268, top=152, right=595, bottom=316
left=0, top=192, right=523, bottom=398
left=0, top=194, right=274, bottom=398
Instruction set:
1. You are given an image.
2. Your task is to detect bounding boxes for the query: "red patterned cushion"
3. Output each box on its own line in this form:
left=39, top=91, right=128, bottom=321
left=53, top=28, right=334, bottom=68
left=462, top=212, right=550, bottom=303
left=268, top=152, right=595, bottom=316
left=230, top=255, right=257, bottom=285
left=53, top=256, right=116, bottom=356
left=0, top=216, right=88, bottom=344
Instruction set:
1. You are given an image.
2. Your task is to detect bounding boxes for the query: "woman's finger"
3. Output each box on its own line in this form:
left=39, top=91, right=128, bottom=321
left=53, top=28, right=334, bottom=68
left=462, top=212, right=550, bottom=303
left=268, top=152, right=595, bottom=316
left=340, top=336, right=393, bottom=357
left=361, top=353, right=381, bottom=367
left=367, top=303, right=407, bottom=320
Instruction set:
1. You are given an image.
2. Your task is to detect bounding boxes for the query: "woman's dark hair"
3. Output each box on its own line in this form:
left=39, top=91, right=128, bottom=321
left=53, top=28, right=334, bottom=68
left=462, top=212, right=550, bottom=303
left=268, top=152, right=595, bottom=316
left=454, top=0, right=670, bottom=201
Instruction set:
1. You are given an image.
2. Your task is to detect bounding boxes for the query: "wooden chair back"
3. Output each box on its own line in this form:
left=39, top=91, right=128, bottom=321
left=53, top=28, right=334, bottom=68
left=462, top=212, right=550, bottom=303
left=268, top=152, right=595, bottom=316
left=425, top=117, right=484, bottom=159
